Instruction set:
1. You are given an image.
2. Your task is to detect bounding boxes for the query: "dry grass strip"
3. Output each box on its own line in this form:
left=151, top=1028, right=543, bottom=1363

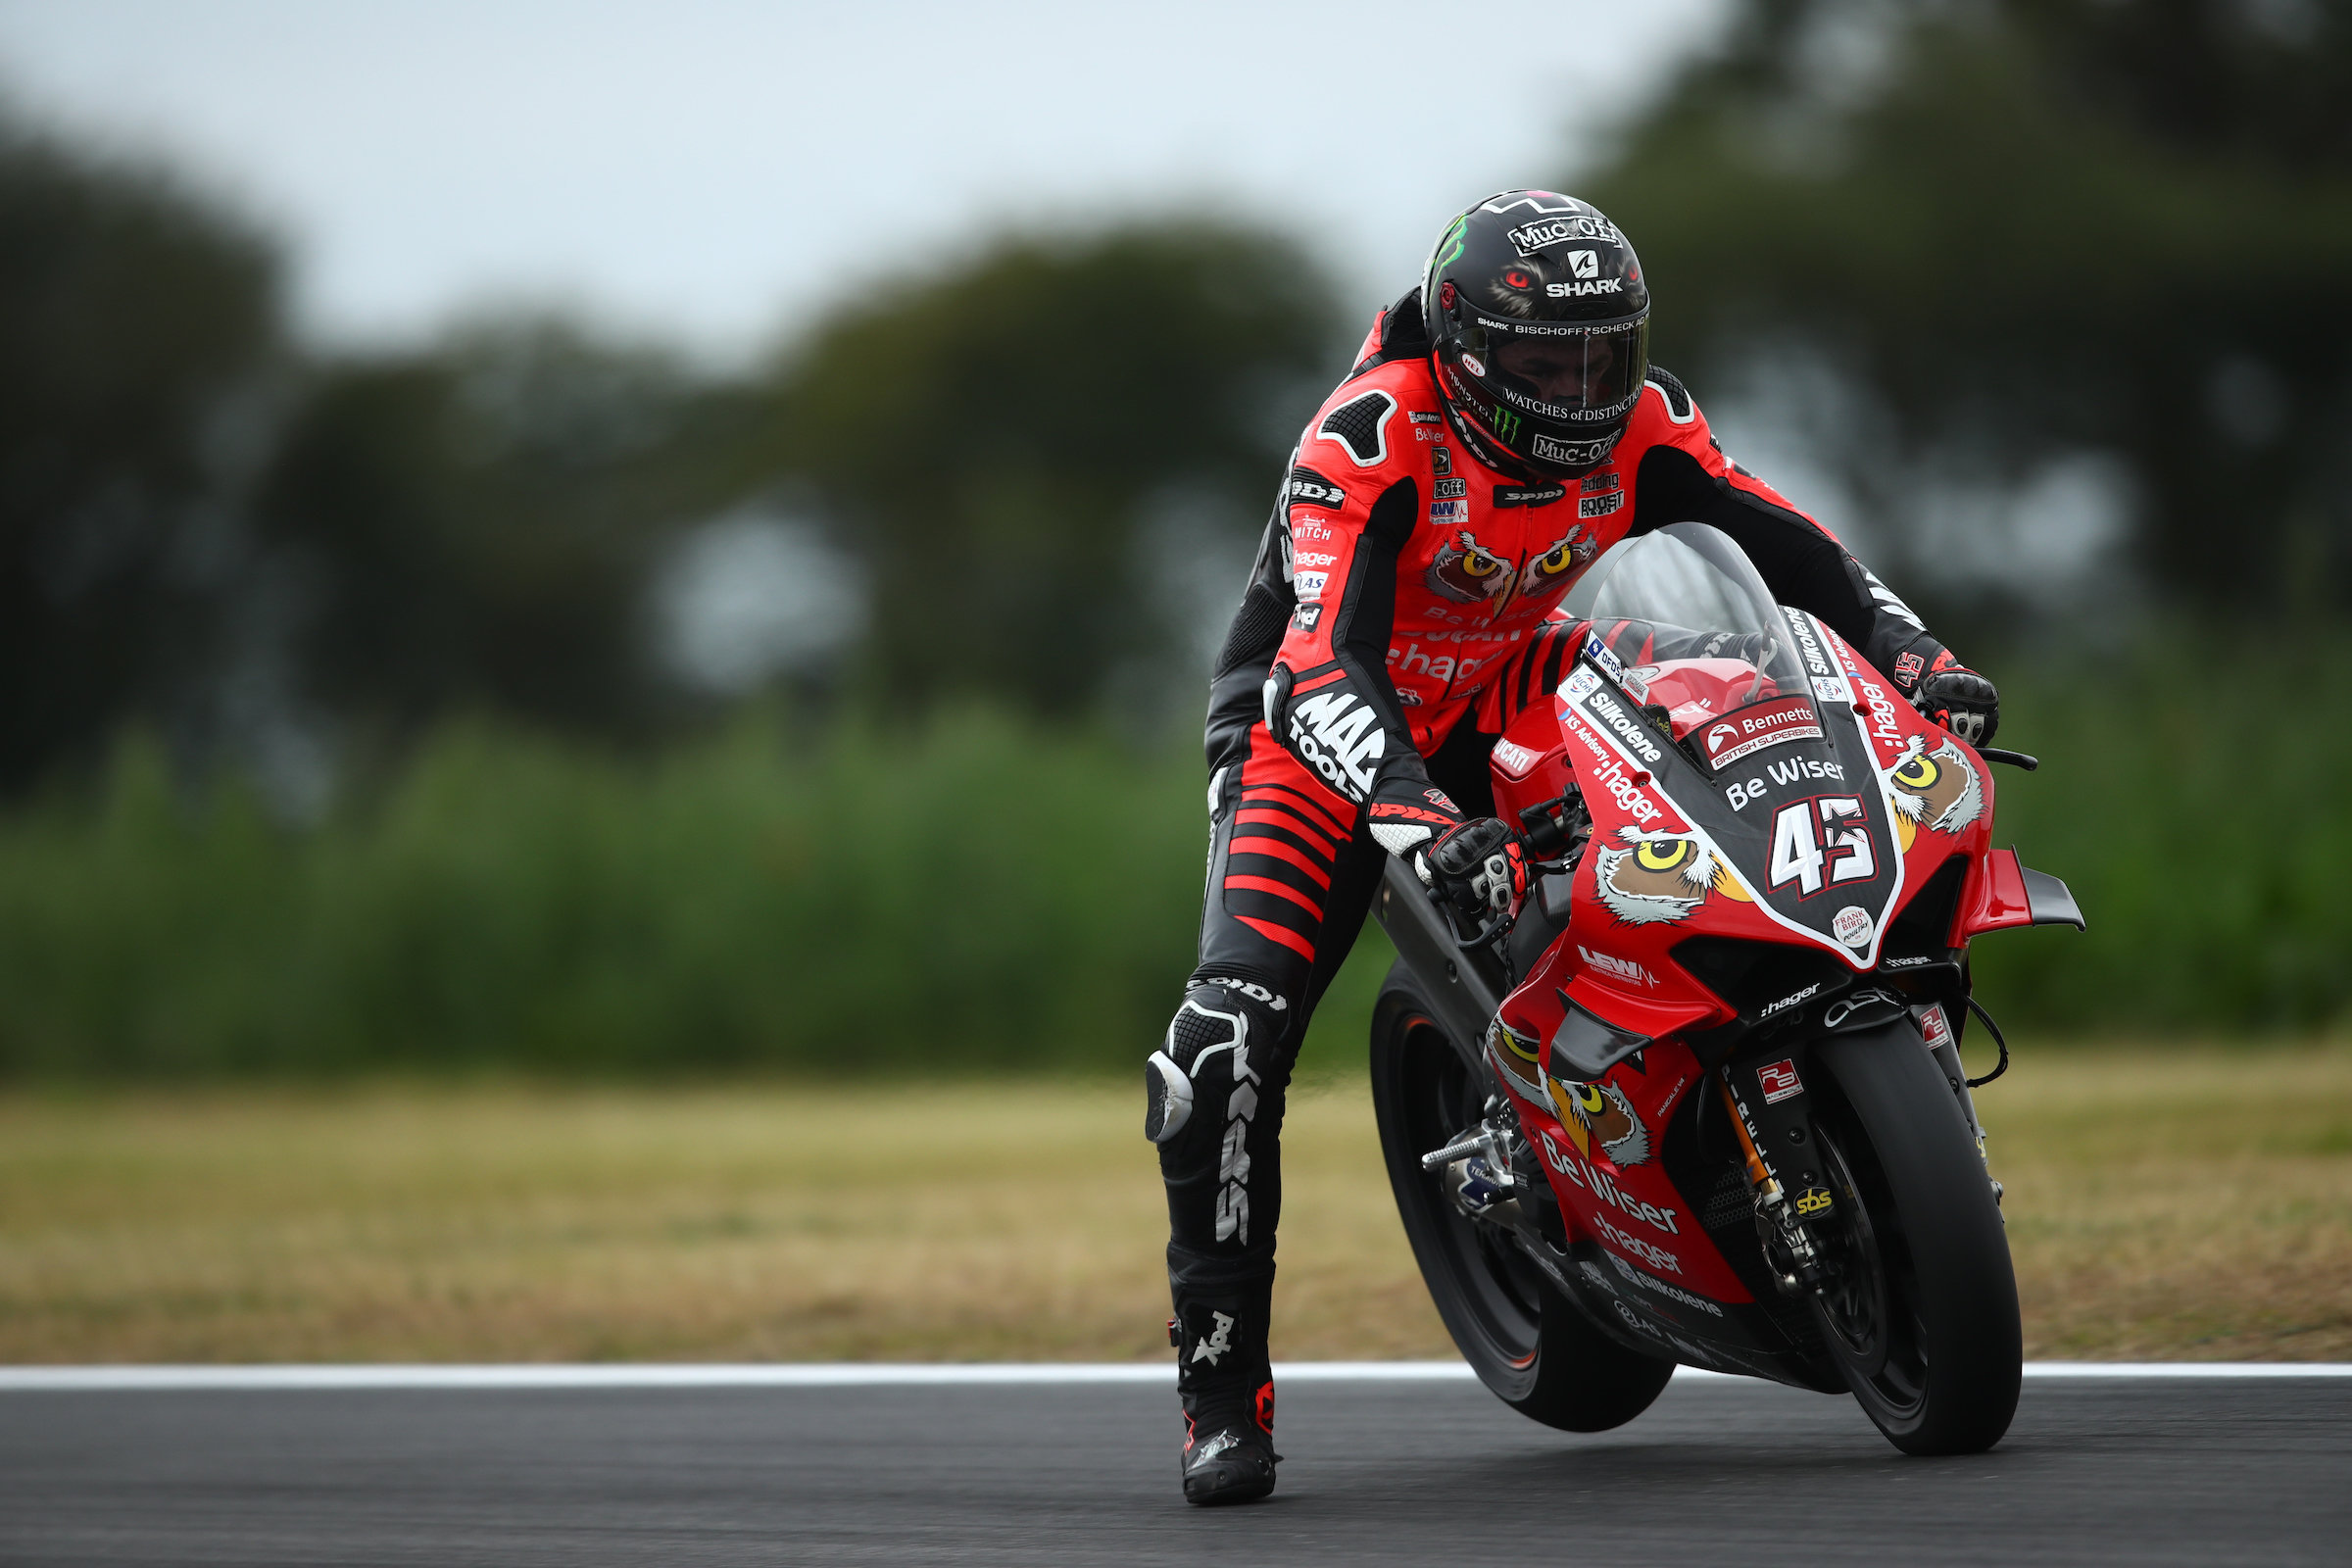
left=0, top=1044, right=2343, bottom=1363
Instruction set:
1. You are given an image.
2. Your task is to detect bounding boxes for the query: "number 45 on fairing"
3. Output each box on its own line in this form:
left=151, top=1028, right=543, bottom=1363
left=1768, top=795, right=1876, bottom=897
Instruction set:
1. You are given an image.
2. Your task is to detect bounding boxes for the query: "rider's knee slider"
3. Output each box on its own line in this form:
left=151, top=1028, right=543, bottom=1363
left=1146, top=980, right=1286, bottom=1146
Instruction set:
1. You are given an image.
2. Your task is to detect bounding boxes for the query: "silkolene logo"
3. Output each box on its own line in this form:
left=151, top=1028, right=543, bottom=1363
left=1579, top=686, right=1662, bottom=766
left=1701, top=696, right=1824, bottom=769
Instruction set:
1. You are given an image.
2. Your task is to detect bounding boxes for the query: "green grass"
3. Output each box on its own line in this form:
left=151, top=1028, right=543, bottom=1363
left=0, top=1043, right=2341, bottom=1363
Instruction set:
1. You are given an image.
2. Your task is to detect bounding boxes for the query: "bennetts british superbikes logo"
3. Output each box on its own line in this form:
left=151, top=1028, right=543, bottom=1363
left=1700, top=696, right=1823, bottom=770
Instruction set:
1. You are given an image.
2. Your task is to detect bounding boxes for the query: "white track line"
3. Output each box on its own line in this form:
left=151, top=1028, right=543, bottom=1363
left=0, top=1361, right=2345, bottom=1392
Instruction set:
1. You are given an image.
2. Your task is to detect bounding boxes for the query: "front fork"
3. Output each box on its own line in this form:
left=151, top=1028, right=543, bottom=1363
left=1917, top=1001, right=2003, bottom=1206
left=1716, top=1055, right=1839, bottom=1297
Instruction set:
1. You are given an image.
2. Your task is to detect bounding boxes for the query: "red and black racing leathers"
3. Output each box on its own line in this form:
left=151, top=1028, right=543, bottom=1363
left=1152, top=289, right=1972, bottom=1436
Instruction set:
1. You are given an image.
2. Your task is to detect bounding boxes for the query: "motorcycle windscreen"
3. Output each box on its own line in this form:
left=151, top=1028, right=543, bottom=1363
left=1580, top=524, right=1815, bottom=704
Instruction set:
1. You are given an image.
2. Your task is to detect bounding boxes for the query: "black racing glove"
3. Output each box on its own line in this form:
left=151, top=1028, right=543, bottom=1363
left=1913, top=668, right=2000, bottom=747
left=1417, top=817, right=1531, bottom=927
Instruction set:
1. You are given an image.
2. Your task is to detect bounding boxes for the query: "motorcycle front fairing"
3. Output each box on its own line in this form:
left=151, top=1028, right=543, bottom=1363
left=1479, top=524, right=2026, bottom=1386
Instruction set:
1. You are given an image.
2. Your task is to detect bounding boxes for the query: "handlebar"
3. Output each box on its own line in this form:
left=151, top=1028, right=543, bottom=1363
left=1515, top=791, right=1590, bottom=858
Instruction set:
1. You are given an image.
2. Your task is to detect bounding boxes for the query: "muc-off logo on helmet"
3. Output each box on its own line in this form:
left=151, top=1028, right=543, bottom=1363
left=1505, top=215, right=1624, bottom=256
left=1532, top=431, right=1622, bottom=467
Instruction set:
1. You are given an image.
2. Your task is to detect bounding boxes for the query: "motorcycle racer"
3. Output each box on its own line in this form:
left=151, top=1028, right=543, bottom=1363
left=1145, top=191, right=1998, bottom=1505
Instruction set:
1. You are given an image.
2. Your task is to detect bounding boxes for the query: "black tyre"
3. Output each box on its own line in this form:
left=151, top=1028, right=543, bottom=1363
left=1811, top=1023, right=2023, bottom=1455
left=1370, top=960, right=1674, bottom=1432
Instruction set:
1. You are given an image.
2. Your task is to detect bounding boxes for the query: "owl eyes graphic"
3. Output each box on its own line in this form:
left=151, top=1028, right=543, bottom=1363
left=1516, top=527, right=1594, bottom=599
left=1888, top=734, right=1984, bottom=846
left=1892, top=751, right=1939, bottom=792
left=1631, top=837, right=1696, bottom=875
left=1543, top=1074, right=1652, bottom=1166
left=1425, top=529, right=1515, bottom=605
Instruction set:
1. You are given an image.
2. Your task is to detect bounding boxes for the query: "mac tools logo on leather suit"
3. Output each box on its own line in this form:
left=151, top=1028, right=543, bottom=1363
left=1286, top=690, right=1386, bottom=802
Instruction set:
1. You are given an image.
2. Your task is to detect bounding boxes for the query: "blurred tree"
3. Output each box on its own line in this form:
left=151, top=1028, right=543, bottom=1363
left=754, top=223, right=1345, bottom=717
left=252, top=322, right=757, bottom=745
left=0, top=116, right=283, bottom=791
left=3, top=107, right=1349, bottom=774
left=1580, top=0, right=2352, bottom=616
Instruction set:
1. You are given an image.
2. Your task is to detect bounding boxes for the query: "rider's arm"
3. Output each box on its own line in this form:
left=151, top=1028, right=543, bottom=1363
left=1262, top=466, right=1463, bottom=853
left=1628, top=371, right=1963, bottom=702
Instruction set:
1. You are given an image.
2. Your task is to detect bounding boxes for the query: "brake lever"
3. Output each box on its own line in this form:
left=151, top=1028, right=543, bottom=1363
left=1435, top=886, right=1514, bottom=952
left=1978, top=747, right=2039, bottom=771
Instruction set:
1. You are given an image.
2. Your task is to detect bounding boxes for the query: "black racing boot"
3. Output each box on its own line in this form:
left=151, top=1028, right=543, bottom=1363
left=1171, top=1282, right=1279, bottom=1505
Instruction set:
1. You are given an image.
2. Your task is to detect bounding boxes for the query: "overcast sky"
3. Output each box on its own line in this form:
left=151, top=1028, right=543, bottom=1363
left=0, top=0, right=1728, bottom=360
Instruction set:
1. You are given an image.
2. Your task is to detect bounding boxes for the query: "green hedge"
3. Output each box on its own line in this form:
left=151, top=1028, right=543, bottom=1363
left=1964, top=645, right=2352, bottom=1033
left=0, top=713, right=1226, bottom=1076
left=0, top=654, right=2342, bottom=1078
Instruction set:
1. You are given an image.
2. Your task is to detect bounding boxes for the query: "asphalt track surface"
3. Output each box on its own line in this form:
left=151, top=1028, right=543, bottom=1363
left=4, top=1366, right=2347, bottom=1566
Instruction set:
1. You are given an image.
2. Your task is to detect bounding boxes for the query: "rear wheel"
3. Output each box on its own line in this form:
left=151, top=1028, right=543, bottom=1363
left=1370, top=960, right=1673, bottom=1432
left=1810, top=1025, right=2022, bottom=1454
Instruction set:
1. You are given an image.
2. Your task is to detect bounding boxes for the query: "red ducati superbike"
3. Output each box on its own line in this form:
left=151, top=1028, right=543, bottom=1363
left=1370, top=522, right=2082, bottom=1454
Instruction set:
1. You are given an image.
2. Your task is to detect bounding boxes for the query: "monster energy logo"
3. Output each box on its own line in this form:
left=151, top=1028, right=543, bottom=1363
left=1430, top=217, right=1467, bottom=275
left=1489, top=405, right=1522, bottom=442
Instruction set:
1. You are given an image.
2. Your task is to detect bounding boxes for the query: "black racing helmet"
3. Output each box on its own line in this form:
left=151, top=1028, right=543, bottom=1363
left=1422, top=191, right=1650, bottom=477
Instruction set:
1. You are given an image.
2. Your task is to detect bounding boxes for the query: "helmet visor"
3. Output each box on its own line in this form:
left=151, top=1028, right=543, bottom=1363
left=1482, top=321, right=1647, bottom=423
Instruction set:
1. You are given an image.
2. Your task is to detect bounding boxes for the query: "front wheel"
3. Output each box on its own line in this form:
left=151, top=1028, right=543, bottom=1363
left=1810, top=1024, right=2023, bottom=1455
left=1370, top=960, right=1673, bottom=1433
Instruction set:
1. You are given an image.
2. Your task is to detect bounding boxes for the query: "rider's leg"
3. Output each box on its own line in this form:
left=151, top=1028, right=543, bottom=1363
left=1148, top=729, right=1385, bottom=1504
